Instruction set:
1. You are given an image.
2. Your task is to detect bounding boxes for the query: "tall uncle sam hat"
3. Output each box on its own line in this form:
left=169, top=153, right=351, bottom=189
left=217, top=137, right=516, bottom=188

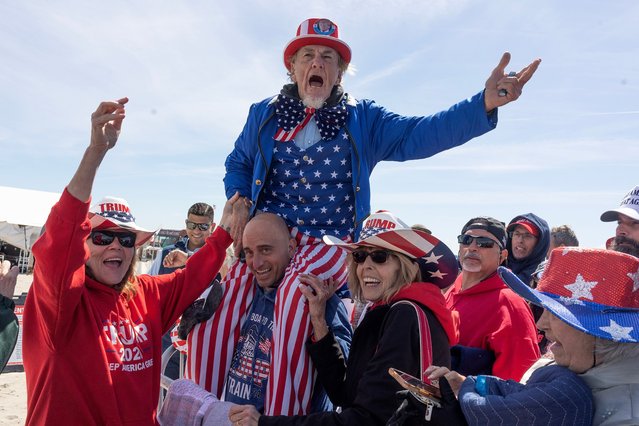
left=283, top=18, right=352, bottom=71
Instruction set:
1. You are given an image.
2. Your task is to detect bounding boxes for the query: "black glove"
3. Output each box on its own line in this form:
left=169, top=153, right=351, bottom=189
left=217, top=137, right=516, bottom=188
left=177, top=277, right=224, bottom=339
left=430, top=377, right=467, bottom=425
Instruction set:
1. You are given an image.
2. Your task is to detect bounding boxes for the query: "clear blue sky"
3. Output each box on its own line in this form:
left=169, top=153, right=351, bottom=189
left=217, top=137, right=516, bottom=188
left=1, top=1, right=638, bottom=250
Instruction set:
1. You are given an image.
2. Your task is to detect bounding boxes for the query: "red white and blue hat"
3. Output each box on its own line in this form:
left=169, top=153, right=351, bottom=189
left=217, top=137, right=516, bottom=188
left=283, top=18, right=352, bottom=70
left=89, top=196, right=155, bottom=247
left=499, top=247, right=639, bottom=342
left=323, top=210, right=457, bottom=289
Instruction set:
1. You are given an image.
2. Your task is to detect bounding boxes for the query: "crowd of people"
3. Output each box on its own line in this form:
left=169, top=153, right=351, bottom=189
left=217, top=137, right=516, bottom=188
left=8, top=16, right=639, bottom=426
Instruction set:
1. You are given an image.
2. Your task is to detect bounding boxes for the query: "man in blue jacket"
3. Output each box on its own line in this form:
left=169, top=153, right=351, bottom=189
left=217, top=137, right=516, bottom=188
left=204, top=17, right=541, bottom=416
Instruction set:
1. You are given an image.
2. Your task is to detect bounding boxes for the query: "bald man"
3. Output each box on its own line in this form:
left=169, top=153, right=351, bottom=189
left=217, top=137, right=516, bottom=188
left=187, top=213, right=352, bottom=414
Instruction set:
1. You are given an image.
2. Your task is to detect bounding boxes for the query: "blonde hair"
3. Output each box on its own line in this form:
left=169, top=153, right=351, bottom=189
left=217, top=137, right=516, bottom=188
left=347, top=251, right=420, bottom=304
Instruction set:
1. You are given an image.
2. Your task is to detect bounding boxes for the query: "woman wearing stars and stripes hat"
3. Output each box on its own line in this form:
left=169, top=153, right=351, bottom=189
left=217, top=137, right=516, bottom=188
left=498, top=247, right=639, bottom=425
left=22, top=98, right=241, bottom=425
left=417, top=248, right=639, bottom=425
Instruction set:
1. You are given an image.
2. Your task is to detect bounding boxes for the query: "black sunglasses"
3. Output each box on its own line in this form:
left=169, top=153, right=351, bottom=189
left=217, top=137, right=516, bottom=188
left=457, top=234, right=500, bottom=249
left=185, top=220, right=211, bottom=231
left=90, top=230, right=136, bottom=248
left=352, top=249, right=391, bottom=264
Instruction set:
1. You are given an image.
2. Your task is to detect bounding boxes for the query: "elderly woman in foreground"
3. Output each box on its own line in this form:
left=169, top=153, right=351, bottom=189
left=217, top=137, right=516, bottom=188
left=229, top=210, right=460, bottom=425
left=423, top=248, right=639, bottom=426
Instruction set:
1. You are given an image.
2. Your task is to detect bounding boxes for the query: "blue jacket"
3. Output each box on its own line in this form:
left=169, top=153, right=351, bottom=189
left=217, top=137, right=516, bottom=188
left=224, top=90, right=497, bottom=237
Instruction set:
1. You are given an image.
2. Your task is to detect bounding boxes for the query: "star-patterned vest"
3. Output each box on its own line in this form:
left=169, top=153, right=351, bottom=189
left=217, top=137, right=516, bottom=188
left=259, top=131, right=355, bottom=239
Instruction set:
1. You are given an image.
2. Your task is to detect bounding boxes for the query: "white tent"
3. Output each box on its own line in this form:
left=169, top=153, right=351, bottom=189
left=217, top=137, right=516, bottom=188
left=0, top=185, right=61, bottom=252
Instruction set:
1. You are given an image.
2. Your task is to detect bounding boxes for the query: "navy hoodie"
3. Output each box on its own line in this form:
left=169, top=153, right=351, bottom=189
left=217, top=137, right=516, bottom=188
left=506, top=213, right=550, bottom=285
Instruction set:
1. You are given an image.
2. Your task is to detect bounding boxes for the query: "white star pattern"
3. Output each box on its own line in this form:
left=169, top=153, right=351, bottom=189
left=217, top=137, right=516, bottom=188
left=599, top=320, right=635, bottom=342
left=564, top=274, right=598, bottom=300
left=342, top=133, right=348, bottom=140
left=429, top=270, right=447, bottom=279
left=424, top=252, right=442, bottom=264
left=260, top=122, right=354, bottom=238
left=627, top=267, right=639, bottom=292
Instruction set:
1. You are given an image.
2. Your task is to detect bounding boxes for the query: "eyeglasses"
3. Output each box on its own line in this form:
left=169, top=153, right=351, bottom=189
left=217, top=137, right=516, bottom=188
left=185, top=220, right=211, bottom=231
left=457, top=234, right=500, bottom=249
left=352, top=249, right=391, bottom=264
left=509, top=231, right=537, bottom=241
left=90, top=230, right=136, bottom=248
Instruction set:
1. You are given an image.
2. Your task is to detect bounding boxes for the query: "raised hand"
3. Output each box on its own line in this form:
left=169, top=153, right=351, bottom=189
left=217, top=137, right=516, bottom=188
left=90, top=97, right=128, bottom=151
left=484, top=52, right=541, bottom=112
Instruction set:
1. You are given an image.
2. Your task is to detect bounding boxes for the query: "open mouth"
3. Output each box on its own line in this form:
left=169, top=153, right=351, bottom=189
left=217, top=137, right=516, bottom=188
left=309, top=75, right=324, bottom=87
left=363, top=277, right=381, bottom=287
left=104, top=257, right=123, bottom=268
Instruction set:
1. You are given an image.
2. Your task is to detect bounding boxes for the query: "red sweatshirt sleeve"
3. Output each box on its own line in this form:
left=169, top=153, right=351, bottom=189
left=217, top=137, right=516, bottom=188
left=489, top=296, right=541, bottom=381
left=29, top=189, right=93, bottom=346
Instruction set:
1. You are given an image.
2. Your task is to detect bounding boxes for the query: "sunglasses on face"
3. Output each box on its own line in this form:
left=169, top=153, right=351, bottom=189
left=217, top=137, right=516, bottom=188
left=351, top=249, right=392, bottom=264
left=185, top=220, right=211, bottom=231
left=457, top=234, right=500, bottom=249
left=90, top=230, right=136, bottom=248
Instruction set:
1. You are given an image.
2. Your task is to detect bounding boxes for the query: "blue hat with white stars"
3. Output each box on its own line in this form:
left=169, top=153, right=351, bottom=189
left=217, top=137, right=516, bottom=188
left=89, top=196, right=155, bottom=247
left=499, top=247, right=639, bottom=343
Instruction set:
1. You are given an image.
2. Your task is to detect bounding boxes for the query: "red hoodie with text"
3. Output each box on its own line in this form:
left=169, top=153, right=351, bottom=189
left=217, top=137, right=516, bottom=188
left=23, top=189, right=231, bottom=425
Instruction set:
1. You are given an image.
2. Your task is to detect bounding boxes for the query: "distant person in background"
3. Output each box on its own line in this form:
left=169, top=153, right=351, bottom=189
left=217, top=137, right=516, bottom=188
left=505, top=213, right=549, bottom=285
left=0, top=260, right=19, bottom=373
left=546, top=224, right=579, bottom=257
left=149, top=202, right=216, bottom=276
left=600, top=184, right=639, bottom=257
left=445, top=216, right=540, bottom=380
left=22, top=97, right=240, bottom=425
left=149, top=202, right=216, bottom=380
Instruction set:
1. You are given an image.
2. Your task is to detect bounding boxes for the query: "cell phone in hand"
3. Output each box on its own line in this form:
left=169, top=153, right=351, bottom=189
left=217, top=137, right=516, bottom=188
left=388, top=367, right=442, bottom=408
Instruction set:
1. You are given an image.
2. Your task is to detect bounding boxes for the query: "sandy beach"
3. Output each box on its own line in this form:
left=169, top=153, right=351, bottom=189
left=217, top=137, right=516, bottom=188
left=0, top=274, right=31, bottom=425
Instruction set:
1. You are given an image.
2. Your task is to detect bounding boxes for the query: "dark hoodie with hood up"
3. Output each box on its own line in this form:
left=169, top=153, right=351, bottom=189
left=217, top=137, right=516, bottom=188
left=506, top=213, right=550, bottom=285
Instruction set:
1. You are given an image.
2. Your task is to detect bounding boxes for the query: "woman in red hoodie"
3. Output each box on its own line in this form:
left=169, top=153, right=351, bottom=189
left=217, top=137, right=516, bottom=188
left=229, top=210, right=459, bottom=426
left=23, top=98, right=239, bottom=425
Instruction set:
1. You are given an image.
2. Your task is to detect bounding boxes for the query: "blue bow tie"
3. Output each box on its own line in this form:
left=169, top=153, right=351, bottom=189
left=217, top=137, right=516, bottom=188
left=274, top=95, right=348, bottom=142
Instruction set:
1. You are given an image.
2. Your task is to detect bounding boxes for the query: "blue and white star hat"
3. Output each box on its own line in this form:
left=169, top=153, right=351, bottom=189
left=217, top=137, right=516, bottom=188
left=499, top=247, right=639, bottom=343
left=323, top=210, right=458, bottom=288
left=89, top=196, right=155, bottom=247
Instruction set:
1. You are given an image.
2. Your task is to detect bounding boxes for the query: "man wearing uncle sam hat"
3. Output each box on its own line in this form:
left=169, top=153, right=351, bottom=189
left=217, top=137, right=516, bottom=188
left=499, top=248, right=639, bottom=425
left=190, top=18, right=541, bottom=415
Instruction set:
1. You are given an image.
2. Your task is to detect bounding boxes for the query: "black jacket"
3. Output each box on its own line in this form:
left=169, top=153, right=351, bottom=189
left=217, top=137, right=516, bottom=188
left=260, top=299, right=451, bottom=426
